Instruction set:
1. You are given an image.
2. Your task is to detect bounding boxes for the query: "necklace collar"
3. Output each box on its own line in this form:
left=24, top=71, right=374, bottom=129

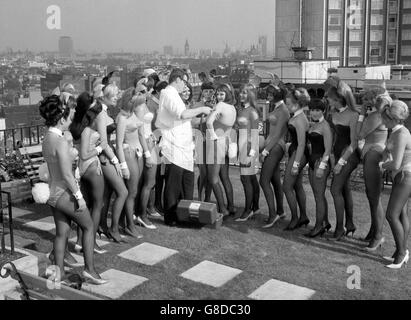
left=292, top=109, right=304, bottom=118
left=101, top=103, right=108, bottom=112
left=243, top=103, right=250, bottom=109
left=274, top=100, right=284, bottom=110
left=337, top=106, right=348, bottom=113
left=49, top=127, right=63, bottom=137
left=392, top=124, right=404, bottom=133
left=313, top=116, right=325, bottom=123
left=152, top=96, right=159, bottom=104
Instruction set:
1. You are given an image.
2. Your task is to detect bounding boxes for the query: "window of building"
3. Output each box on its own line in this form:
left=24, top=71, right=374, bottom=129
left=329, top=14, right=342, bottom=26
left=371, top=0, right=384, bottom=10
left=403, top=0, right=411, bottom=9
left=388, top=30, right=397, bottom=43
left=329, top=0, right=342, bottom=9
left=402, top=46, right=411, bottom=56
left=371, top=14, right=384, bottom=25
left=328, top=46, right=340, bottom=57
left=349, top=46, right=362, bottom=57
left=388, top=47, right=396, bottom=60
left=371, top=30, right=383, bottom=41
left=402, top=30, right=411, bottom=41
left=389, top=0, right=398, bottom=13
left=350, top=30, right=362, bottom=41
left=370, top=47, right=382, bottom=56
left=328, top=30, right=341, bottom=41
left=389, top=16, right=397, bottom=29
left=403, top=14, right=411, bottom=25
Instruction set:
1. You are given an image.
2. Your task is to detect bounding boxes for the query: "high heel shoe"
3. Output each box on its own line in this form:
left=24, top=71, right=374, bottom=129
left=329, top=228, right=346, bottom=241
left=386, top=253, right=409, bottom=269
left=296, top=219, right=310, bottom=229
left=82, top=271, right=108, bottom=285
left=345, top=228, right=356, bottom=237
left=73, top=244, right=82, bottom=253
left=262, top=215, right=280, bottom=229
left=324, top=223, right=332, bottom=232
left=305, top=227, right=326, bottom=238
left=97, top=227, right=112, bottom=240
left=384, top=250, right=409, bottom=263
left=137, top=216, right=157, bottom=230
left=284, top=221, right=299, bottom=231
left=108, top=230, right=127, bottom=243
left=364, top=238, right=385, bottom=252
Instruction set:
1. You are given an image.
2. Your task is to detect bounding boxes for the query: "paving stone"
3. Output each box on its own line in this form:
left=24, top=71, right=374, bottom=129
left=248, top=279, right=316, bottom=300
left=10, top=207, right=34, bottom=219
left=180, top=260, right=242, bottom=288
left=82, top=269, right=148, bottom=299
left=118, top=242, right=178, bottom=266
left=23, top=217, right=55, bottom=231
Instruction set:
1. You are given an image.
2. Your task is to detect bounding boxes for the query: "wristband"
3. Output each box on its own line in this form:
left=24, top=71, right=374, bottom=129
left=379, top=162, right=384, bottom=171
left=209, top=131, right=219, bottom=141
left=111, top=156, right=119, bottom=165
left=120, top=162, right=128, bottom=170
left=95, top=146, right=103, bottom=155
left=322, top=155, right=330, bottom=162
left=249, top=149, right=256, bottom=157
left=74, top=190, right=83, bottom=200
left=293, top=161, right=300, bottom=169
left=338, top=158, right=347, bottom=166
left=262, top=149, right=269, bottom=157
left=144, top=151, right=152, bottom=158
left=358, top=115, right=365, bottom=122
left=319, top=162, right=328, bottom=170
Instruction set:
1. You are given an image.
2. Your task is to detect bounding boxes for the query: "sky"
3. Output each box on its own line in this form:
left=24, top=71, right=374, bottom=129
left=0, top=0, right=276, bottom=53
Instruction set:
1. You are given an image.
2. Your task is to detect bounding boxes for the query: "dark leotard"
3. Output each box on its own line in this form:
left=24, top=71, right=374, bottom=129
left=288, top=124, right=309, bottom=158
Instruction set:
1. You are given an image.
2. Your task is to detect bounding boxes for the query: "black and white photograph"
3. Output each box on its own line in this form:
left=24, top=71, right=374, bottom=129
left=1, top=0, right=411, bottom=306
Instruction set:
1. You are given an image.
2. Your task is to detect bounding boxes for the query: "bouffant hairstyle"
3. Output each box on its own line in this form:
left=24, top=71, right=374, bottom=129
left=70, top=92, right=102, bottom=141
left=168, top=68, right=186, bottom=84
left=287, top=87, right=311, bottom=108
left=39, top=95, right=72, bottom=127
left=183, top=80, right=193, bottom=103
left=384, top=100, right=409, bottom=123
left=154, top=81, right=168, bottom=94
left=266, top=84, right=287, bottom=103
left=239, top=83, right=257, bottom=108
left=309, top=98, right=327, bottom=112
left=216, top=83, right=235, bottom=105
left=326, top=86, right=347, bottom=107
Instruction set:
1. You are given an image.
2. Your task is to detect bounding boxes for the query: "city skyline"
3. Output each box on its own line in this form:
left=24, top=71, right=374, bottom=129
left=0, top=0, right=276, bottom=54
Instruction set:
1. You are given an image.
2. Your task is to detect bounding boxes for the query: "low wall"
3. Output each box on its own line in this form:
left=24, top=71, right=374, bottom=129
left=1, top=179, right=32, bottom=204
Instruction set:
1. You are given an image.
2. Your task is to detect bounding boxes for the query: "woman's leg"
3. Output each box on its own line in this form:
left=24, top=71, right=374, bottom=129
left=54, top=191, right=99, bottom=278
left=272, top=159, right=285, bottom=216
left=139, top=162, right=158, bottom=226
left=123, top=153, right=142, bottom=237
left=219, top=160, right=235, bottom=212
left=294, top=158, right=308, bottom=223
left=363, top=150, right=385, bottom=244
left=101, top=162, right=129, bottom=240
left=155, top=165, right=165, bottom=212
left=208, top=164, right=228, bottom=214
left=331, top=154, right=358, bottom=235
left=342, top=156, right=359, bottom=232
left=401, top=201, right=410, bottom=253
left=251, top=174, right=260, bottom=212
left=386, top=172, right=411, bottom=263
left=51, top=207, right=72, bottom=279
left=310, top=164, right=330, bottom=231
left=237, top=175, right=254, bottom=220
left=82, top=162, right=105, bottom=249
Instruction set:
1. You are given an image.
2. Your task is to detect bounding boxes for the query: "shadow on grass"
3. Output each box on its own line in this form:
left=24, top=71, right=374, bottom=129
left=221, top=212, right=387, bottom=265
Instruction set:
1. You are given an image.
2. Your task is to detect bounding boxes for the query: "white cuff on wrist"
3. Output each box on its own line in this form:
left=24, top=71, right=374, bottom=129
left=262, top=149, right=269, bottom=157
left=293, top=161, right=300, bottom=169
left=95, top=146, right=103, bottom=155
left=120, top=162, right=128, bottom=170
left=358, top=115, right=365, bottom=122
left=74, top=190, right=83, bottom=200
left=338, top=158, right=347, bottom=166
left=111, top=156, right=119, bottom=165
left=319, top=162, right=328, bottom=170
left=249, top=149, right=256, bottom=157
left=144, top=151, right=151, bottom=158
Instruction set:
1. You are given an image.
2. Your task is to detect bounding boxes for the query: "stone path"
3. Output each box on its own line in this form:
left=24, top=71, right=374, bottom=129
left=7, top=207, right=317, bottom=300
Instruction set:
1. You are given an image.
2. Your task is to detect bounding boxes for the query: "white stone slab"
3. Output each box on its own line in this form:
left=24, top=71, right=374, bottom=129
left=118, top=242, right=178, bottom=266
left=82, top=269, right=148, bottom=299
left=11, top=207, right=34, bottom=219
left=24, top=217, right=55, bottom=231
left=248, top=279, right=316, bottom=300
left=180, top=260, right=242, bottom=288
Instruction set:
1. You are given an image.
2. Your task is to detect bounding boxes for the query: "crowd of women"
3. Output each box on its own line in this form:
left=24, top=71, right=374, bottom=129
left=39, top=69, right=411, bottom=284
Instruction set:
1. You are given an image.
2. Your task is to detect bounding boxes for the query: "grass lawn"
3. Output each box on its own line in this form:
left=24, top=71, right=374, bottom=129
left=9, top=166, right=411, bottom=300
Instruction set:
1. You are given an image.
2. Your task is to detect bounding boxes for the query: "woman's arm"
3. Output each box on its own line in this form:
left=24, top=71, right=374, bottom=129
left=206, top=110, right=220, bottom=140
left=263, top=110, right=288, bottom=154
left=115, top=115, right=127, bottom=165
left=248, top=109, right=260, bottom=157
left=96, top=112, right=116, bottom=160
left=293, top=118, right=308, bottom=166
left=341, top=112, right=359, bottom=161
left=383, top=131, right=407, bottom=171
left=322, top=122, right=333, bottom=163
left=56, top=140, right=80, bottom=194
left=80, top=128, right=101, bottom=161
left=357, top=113, right=384, bottom=140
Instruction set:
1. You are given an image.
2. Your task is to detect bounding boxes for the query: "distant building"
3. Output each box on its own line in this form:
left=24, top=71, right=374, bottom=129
left=163, top=45, right=174, bottom=56
left=258, top=36, right=268, bottom=57
left=185, top=39, right=190, bottom=57
left=40, top=73, right=63, bottom=97
left=276, top=0, right=411, bottom=66
left=59, top=36, right=74, bottom=57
